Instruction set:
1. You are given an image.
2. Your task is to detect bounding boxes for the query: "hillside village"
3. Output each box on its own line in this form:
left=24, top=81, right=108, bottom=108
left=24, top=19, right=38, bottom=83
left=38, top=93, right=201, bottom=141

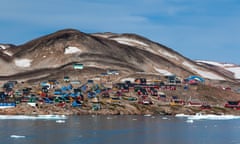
left=1, top=63, right=240, bottom=116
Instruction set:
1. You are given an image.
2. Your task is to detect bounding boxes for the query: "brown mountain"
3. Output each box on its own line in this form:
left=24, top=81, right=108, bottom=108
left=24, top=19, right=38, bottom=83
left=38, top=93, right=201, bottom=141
left=0, top=29, right=237, bottom=84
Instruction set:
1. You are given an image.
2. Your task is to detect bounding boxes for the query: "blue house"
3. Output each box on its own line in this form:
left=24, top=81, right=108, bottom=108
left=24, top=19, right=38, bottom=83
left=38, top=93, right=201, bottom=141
left=185, top=75, right=205, bottom=83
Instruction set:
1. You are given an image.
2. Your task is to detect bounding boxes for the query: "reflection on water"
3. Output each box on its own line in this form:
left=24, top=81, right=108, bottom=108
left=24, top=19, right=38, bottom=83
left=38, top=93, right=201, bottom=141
left=0, top=115, right=240, bottom=144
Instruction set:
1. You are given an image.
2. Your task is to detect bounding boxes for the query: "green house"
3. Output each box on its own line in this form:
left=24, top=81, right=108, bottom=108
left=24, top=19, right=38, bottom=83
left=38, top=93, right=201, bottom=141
left=73, top=63, right=84, bottom=69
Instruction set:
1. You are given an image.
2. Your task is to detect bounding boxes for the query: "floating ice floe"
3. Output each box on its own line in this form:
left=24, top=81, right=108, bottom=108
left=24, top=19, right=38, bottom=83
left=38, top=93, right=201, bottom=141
left=10, top=135, right=26, bottom=138
left=56, top=120, right=66, bottom=123
left=144, top=114, right=152, bottom=117
left=106, top=117, right=113, bottom=120
left=176, top=113, right=240, bottom=120
left=162, top=117, right=168, bottom=120
left=186, top=119, right=194, bottom=123
left=0, top=115, right=67, bottom=120
left=175, top=113, right=188, bottom=117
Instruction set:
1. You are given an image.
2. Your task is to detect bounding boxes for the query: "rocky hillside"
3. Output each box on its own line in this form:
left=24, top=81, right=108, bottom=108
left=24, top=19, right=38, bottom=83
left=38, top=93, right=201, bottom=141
left=0, top=29, right=238, bottom=84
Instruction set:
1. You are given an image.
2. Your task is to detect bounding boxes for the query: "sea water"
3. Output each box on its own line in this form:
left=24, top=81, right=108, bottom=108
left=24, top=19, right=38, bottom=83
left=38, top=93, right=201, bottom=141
left=1, top=115, right=240, bottom=144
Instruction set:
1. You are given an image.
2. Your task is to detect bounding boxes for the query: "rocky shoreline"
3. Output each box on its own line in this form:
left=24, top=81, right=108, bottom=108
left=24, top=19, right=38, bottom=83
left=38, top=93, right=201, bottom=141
left=1, top=102, right=240, bottom=116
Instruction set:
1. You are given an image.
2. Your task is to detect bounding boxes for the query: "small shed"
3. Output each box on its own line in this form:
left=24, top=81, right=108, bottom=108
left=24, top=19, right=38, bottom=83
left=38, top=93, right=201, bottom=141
left=73, top=63, right=84, bottom=69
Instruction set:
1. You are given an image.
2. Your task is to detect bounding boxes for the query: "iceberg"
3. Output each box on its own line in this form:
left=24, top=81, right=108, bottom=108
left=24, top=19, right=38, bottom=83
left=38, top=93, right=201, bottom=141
left=56, top=120, right=66, bottom=123
left=186, top=119, right=194, bottom=123
left=144, top=114, right=152, bottom=117
left=162, top=117, right=168, bottom=120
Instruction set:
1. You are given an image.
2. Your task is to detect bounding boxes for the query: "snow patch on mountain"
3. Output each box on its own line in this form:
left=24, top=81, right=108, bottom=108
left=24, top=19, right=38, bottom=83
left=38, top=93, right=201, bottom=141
left=196, top=60, right=240, bottom=79
left=183, top=62, right=225, bottom=80
left=64, top=46, right=82, bottom=54
left=84, top=63, right=109, bottom=69
left=3, top=50, right=13, bottom=56
left=225, top=67, right=240, bottom=79
left=112, top=37, right=160, bottom=56
left=112, top=37, right=148, bottom=47
left=154, top=67, right=173, bottom=76
left=0, top=45, right=7, bottom=50
left=159, top=50, right=179, bottom=60
left=14, top=59, right=32, bottom=67
left=112, top=37, right=181, bottom=62
left=196, top=60, right=235, bottom=67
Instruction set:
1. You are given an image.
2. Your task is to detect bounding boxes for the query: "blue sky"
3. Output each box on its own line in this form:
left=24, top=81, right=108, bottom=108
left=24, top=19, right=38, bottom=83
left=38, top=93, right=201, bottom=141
left=1, top=0, right=240, bottom=64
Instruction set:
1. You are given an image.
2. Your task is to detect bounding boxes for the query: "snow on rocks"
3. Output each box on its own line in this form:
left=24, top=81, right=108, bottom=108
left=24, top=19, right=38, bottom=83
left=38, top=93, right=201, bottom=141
left=196, top=60, right=240, bottom=79
left=0, top=45, right=7, bottom=50
left=159, top=50, right=179, bottom=60
left=64, top=46, right=82, bottom=54
left=111, top=37, right=162, bottom=56
left=85, top=63, right=108, bottom=69
left=14, top=58, right=32, bottom=67
left=183, top=61, right=225, bottom=80
left=112, top=37, right=148, bottom=47
left=3, top=50, right=13, bottom=56
left=226, top=67, right=240, bottom=79
left=196, top=60, right=235, bottom=67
